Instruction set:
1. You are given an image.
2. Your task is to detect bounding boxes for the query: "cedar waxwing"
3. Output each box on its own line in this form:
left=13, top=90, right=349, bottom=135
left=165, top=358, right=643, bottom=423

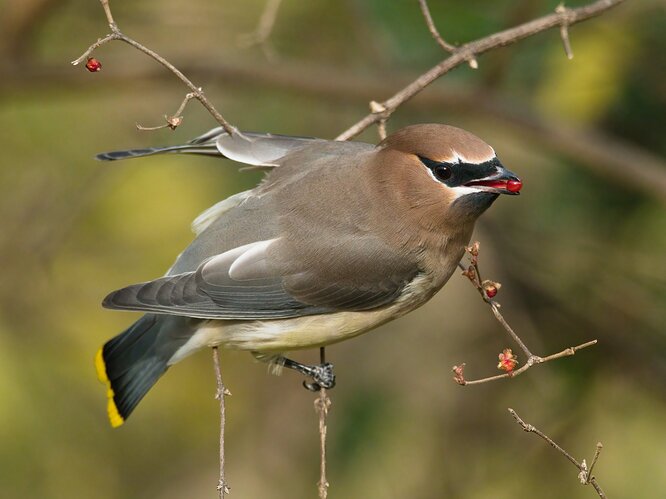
left=95, top=124, right=522, bottom=427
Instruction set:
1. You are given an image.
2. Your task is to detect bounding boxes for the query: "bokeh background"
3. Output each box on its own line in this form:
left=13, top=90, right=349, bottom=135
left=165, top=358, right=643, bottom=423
left=1, top=0, right=665, bottom=497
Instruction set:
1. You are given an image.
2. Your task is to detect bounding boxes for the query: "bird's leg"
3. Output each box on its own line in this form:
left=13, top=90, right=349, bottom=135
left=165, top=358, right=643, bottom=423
left=253, top=352, right=336, bottom=391
left=281, top=356, right=336, bottom=392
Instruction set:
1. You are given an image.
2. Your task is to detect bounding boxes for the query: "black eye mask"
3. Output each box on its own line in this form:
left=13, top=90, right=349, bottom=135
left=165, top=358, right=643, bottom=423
left=418, top=156, right=501, bottom=188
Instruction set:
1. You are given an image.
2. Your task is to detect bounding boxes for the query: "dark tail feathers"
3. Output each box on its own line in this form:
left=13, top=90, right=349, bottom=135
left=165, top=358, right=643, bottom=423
left=95, top=314, right=195, bottom=427
left=96, top=144, right=221, bottom=161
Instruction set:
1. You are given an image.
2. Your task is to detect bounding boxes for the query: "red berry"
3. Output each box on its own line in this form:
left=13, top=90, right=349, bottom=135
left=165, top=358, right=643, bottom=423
left=86, top=58, right=102, bottom=72
left=485, top=286, right=498, bottom=298
left=506, top=179, right=522, bottom=193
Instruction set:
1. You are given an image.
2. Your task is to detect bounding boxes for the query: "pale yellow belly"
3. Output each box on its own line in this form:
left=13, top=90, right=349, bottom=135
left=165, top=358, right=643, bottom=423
left=168, top=273, right=438, bottom=364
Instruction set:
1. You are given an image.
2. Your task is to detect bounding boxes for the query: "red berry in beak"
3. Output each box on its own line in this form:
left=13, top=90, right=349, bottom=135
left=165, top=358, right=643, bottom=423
left=506, top=179, right=522, bottom=193
left=86, top=58, right=102, bottom=72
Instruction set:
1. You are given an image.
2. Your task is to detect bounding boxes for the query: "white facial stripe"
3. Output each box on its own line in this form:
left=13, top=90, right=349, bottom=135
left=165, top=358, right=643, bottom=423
left=450, top=185, right=485, bottom=199
left=423, top=166, right=441, bottom=184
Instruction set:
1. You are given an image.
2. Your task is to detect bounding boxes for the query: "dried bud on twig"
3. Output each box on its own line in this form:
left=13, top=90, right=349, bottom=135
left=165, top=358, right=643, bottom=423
left=497, top=349, right=518, bottom=372
left=167, top=115, right=184, bottom=130
left=467, top=241, right=480, bottom=257
left=452, top=363, right=466, bottom=385
left=461, top=265, right=476, bottom=281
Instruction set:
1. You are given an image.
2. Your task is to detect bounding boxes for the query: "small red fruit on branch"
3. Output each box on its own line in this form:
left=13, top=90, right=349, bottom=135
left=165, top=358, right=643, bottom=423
left=497, top=349, right=518, bottom=372
left=482, top=280, right=501, bottom=299
left=85, top=58, right=102, bottom=72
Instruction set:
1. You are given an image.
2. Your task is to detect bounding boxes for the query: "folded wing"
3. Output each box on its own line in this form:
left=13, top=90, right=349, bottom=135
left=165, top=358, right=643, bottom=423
left=103, top=237, right=417, bottom=320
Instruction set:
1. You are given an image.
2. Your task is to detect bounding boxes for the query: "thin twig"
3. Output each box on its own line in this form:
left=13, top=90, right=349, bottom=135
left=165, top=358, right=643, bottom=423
left=454, top=340, right=597, bottom=385
left=556, top=3, right=575, bottom=59
left=136, top=92, right=196, bottom=131
left=508, top=409, right=606, bottom=498
left=238, top=0, right=283, bottom=62
left=336, top=0, right=625, bottom=141
left=314, top=347, right=331, bottom=499
left=418, top=0, right=478, bottom=68
left=72, top=0, right=236, bottom=135
left=213, top=347, right=231, bottom=498
left=452, top=243, right=597, bottom=385
left=18, top=58, right=664, bottom=198
left=369, top=100, right=389, bottom=140
left=587, top=442, right=603, bottom=481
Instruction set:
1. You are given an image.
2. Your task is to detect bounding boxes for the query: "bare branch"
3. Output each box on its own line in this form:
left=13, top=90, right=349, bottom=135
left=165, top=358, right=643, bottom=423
left=508, top=409, right=606, bottom=498
left=453, top=340, right=597, bottom=386
left=336, top=0, right=626, bottom=141
left=418, top=0, right=478, bottom=68
left=72, top=0, right=236, bottom=135
left=14, top=58, right=663, bottom=198
left=314, top=347, right=331, bottom=499
left=452, top=243, right=597, bottom=385
left=213, top=347, right=231, bottom=498
left=588, top=442, right=604, bottom=481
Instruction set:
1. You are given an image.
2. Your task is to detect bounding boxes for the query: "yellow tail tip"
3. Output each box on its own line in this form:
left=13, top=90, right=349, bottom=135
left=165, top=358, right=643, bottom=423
left=95, top=348, right=125, bottom=428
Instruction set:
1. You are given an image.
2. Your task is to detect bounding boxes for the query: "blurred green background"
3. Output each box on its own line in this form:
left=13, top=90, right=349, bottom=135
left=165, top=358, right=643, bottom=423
left=1, top=0, right=665, bottom=497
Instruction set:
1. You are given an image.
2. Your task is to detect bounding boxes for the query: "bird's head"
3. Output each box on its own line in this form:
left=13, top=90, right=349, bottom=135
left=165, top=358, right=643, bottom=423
left=376, top=124, right=522, bottom=225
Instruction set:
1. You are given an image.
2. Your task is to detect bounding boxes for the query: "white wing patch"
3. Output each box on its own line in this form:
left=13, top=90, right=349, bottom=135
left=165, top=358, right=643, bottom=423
left=216, top=132, right=318, bottom=167
left=228, top=239, right=277, bottom=280
left=201, top=239, right=280, bottom=282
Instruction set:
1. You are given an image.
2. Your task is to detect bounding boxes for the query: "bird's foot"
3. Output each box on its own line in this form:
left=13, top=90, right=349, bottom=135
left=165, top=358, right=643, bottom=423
left=302, top=362, right=336, bottom=392
left=280, top=357, right=336, bottom=391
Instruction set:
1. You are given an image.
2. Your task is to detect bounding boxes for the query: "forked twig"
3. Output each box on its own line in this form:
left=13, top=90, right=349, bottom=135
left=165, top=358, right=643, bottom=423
left=452, top=242, right=597, bottom=385
left=72, top=0, right=236, bottom=135
left=509, top=409, right=606, bottom=498
left=336, top=0, right=625, bottom=141
left=556, top=3, right=575, bottom=59
left=418, top=0, right=478, bottom=68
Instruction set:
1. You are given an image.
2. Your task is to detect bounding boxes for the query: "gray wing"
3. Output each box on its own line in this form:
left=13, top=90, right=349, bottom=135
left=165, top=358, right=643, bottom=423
left=103, top=237, right=418, bottom=320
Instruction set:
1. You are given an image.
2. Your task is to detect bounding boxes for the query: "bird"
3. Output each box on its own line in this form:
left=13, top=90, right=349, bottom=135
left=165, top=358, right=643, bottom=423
left=95, top=123, right=522, bottom=427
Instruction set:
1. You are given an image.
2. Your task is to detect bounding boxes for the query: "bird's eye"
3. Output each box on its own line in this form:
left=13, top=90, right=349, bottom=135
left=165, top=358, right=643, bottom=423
left=433, top=165, right=452, bottom=182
